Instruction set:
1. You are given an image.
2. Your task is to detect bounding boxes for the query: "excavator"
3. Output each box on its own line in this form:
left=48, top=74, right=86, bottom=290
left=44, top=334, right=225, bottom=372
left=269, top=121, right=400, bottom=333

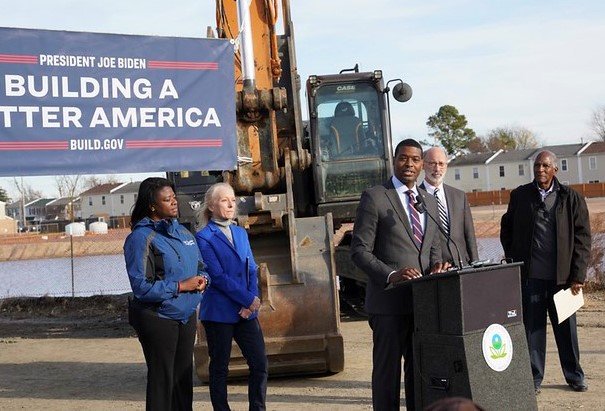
left=168, top=0, right=411, bottom=381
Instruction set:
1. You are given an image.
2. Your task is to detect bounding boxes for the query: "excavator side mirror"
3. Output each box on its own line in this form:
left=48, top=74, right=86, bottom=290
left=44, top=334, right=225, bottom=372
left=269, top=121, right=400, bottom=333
left=392, top=82, right=412, bottom=102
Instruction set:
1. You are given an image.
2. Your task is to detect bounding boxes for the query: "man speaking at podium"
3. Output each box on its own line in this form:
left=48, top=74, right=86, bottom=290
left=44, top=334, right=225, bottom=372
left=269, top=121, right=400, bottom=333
left=500, top=150, right=592, bottom=394
left=351, top=139, right=448, bottom=411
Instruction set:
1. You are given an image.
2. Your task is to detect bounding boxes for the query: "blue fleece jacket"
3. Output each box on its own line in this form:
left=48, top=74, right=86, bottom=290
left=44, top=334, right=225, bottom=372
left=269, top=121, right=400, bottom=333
left=124, top=217, right=207, bottom=323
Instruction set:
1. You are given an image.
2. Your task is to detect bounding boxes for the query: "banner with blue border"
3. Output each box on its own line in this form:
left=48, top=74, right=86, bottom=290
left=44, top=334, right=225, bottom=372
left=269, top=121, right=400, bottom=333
left=0, top=27, right=236, bottom=176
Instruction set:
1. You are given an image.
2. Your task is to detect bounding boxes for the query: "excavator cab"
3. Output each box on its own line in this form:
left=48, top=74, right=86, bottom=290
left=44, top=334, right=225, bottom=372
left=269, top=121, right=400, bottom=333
left=307, top=70, right=399, bottom=225
left=306, top=69, right=412, bottom=313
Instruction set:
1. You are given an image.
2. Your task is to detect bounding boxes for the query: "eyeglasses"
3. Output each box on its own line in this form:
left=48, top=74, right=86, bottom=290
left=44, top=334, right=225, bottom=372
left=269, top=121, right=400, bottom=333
left=426, top=161, right=447, bottom=168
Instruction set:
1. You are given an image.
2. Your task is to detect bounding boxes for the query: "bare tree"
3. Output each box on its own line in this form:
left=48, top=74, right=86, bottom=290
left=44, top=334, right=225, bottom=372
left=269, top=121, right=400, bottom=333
left=104, top=175, right=120, bottom=185
left=466, top=137, right=488, bottom=153
left=13, top=178, right=43, bottom=203
left=55, top=175, right=82, bottom=198
left=82, top=174, right=120, bottom=190
left=482, top=126, right=540, bottom=151
left=513, top=127, right=540, bottom=149
left=82, top=175, right=103, bottom=189
left=591, top=106, right=605, bottom=141
left=55, top=175, right=83, bottom=221
left=485, top=127, right=516, bottom=151
left=12, top=177, right=43, bottom=228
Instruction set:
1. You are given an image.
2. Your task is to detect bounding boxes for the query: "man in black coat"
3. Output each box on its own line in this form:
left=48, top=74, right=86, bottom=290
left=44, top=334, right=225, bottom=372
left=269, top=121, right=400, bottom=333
left=351, top=139, right=449, bottom=411
left=500, top=150, right=591, bottom=394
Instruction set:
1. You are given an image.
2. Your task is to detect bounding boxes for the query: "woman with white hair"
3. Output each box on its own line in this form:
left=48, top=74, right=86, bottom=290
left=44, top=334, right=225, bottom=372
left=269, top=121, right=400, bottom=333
left=195, top=182, right=267, bottom=411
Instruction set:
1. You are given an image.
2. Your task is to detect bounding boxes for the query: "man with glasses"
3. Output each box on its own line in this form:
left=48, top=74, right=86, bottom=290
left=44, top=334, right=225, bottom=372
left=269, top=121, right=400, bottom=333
left=500, top=150, right=591, bottom=394
left=420, top=146, right=478, bottom=266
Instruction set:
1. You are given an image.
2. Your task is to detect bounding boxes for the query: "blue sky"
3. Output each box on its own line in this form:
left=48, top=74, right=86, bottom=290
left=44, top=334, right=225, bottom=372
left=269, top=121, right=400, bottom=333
left=1, top=0, right=604, bottom=198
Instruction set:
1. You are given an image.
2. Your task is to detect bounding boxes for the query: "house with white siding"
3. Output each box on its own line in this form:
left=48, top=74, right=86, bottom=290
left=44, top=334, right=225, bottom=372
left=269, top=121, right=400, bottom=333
left=0, top=200, right=18, bottom=234
left=79, top=182, right=141, bottom=220
left=79, top=183, right=125, bottom=220
left=110, top=182, right=140, bottom=217
left=444, top=151, right=501, bottom=192
left=25, top=198, right=55, bottom=224
left=45, top=197, right=81, bottom=221
left=533, top=143, right=585, bottom=185
left=444, top=141, right=599, bottom=192
left=578, top=141, right=605, bottom=183
left=6, top=200, right=22, bottom=222
left=485, top=148, right=537, bottom=190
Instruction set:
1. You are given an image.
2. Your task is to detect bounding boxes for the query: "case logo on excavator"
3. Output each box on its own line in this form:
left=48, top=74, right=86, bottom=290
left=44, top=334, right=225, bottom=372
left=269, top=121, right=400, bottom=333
left=336, top=85, right=356, bottom=93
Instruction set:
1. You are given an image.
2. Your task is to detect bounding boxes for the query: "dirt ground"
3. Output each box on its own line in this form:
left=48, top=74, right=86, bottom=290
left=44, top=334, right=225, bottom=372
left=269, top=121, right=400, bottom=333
left=471, top=197, right=605, bottom=238
left=0, top=199, right=604, bottom=410
left=0, top=291, right=604, bottom=411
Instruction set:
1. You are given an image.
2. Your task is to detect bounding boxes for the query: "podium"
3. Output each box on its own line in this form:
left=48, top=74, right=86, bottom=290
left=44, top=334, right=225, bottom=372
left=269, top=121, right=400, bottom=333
left=412, top=263, right=537, bottom=410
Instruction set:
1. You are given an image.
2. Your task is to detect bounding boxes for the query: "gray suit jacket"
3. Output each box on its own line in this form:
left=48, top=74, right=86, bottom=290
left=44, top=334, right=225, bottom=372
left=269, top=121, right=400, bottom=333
left=350, top=180, right=442, bottom=315
left=420, top=182, right=478, bottom=265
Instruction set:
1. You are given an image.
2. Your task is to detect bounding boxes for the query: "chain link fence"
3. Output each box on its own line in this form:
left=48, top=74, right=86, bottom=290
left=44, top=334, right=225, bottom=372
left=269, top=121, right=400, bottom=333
left=0, top=229, right=601, bottom=299
left=0, top=229, right=130, bottom=298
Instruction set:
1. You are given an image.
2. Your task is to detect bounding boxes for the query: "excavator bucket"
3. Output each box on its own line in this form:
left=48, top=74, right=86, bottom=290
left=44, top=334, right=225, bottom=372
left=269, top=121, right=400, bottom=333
left=193, top=214, right=344, bottom=381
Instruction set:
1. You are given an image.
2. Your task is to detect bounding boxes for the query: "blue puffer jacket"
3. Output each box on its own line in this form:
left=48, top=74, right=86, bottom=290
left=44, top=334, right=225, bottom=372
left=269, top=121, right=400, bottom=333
left=124, top=217, right=207, bottom=323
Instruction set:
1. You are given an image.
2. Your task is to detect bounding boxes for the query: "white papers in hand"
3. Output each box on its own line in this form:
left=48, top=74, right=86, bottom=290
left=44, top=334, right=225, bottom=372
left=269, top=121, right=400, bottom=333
left=553, top=288, right=584, bottom=324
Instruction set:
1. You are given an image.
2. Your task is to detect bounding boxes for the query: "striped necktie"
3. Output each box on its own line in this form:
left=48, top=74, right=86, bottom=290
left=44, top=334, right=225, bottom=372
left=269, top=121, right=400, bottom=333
left=434, top=187, right=450, bottom=235
left=406, top=190, right=423, bottom=247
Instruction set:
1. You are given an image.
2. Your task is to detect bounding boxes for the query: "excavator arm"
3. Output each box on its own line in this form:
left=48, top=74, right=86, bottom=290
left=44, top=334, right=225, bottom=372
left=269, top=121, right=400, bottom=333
left=215, top=0, right=309, bottom=196
left=188, top=0, right=344, bottom=382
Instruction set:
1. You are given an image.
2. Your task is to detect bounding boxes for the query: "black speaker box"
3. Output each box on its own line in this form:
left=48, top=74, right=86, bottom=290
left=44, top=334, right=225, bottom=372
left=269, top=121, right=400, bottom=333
left=414, top=323, right=536, bottom=410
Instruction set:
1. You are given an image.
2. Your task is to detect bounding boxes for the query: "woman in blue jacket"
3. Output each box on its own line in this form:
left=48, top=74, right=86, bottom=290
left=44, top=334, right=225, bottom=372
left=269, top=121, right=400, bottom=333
left=196, top=182, right=267, bottom=411
left=124, top=177, right=208, bottom=411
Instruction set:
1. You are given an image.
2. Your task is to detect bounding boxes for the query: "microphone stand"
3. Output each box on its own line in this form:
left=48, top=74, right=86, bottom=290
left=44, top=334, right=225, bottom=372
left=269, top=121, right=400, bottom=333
left=414, top=195, right=465, bottom=270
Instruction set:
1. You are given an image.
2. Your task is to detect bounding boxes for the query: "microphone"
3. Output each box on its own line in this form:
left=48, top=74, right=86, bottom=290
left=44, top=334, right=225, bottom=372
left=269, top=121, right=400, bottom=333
left=413, top=193, right=465, bottom=269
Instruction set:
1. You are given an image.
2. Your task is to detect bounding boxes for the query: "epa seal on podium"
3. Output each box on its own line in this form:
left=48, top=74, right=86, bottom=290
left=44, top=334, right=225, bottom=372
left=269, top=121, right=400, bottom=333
left=482, top=323, right=513, bottom=372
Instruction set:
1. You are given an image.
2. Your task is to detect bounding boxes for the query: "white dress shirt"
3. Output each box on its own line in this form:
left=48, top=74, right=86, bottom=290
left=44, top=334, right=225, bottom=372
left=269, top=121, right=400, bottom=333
left=421, top=179, right=450, bottom=221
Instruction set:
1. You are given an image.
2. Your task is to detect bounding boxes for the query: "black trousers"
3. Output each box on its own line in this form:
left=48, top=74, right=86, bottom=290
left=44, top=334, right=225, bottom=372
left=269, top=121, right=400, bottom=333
left=129, top=306, right=197, bottom=411
left=522, top=278, right=584, bottom=388
left=368, top=313, right=415, bottom=411
left=202, top=318, right=268, bottom=411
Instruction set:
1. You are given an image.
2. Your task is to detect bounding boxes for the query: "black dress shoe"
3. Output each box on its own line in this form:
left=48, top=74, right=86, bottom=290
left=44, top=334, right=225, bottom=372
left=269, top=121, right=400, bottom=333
left=569, top=381, right=588, bottom=392
left=534, top=387, right=541, bottom=395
